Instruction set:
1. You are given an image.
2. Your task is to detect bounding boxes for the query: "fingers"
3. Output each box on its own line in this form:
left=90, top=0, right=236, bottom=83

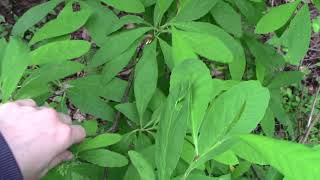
left=70, top=125, right=86, bottom=145
left=15, top=99, right=37, bottom=107
left=58, top=113, right=72, bottom=125
left=48, top=151, right=73, bottom=170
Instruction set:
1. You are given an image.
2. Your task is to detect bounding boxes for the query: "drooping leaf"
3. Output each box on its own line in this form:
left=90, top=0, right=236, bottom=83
left=79, top=149, right=128, bottom=167
left=15, top=61, right=84, bottom=99
left=12, top=0, right=63, bottom=36
left=102, top=41, right=139, bottom=84
left=158, top=38, right=174, bottom=70
left=89, top=27, right=151, bottom=67
left=199, top=81, right=270, bottom=153
left=211, top=1, right=242, bottom=37
left=286, top=4, right=311, bottom=65
left=107, top=15, right=150, bottom=35
left=260, top=107, right=275, bottom=137
left=234, top=0, right=262, bottom=25
left=100, top=0, right=145, bottom=13
left=30, top=40, right=91, bottom=65
left=255, top=0, right=300, bottom=34
left=78, top=133, right=122, bottom=152
left=1, top=37, right=30, bottom=102
left=173, top=0, right=219, bottom=22
left=267, top=71, right=304, bottom=89
left=176, top=30, right=233, bottom=63
left=237, top=134, right=320, bottom=180
left=83, top=0, right=118, bottom=46
left=153, top=0, right=174, bottom=25
left=156, top=80, right=191, bottom=180
left=170, top=59, right=213, bottom=155
left=30, top=2, right=92, bottom=45
left=82, top=120, right=98, bottom=137
left=173, top=22, right=246, bottom=80
left=172, top=28, right=198, bottom=67
left=134, top=41, right=158, bottom=124
left=128, top=151, right=156, bottom=180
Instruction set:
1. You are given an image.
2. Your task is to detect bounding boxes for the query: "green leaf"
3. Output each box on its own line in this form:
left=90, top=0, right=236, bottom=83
left=154, top=0, right=174, bottom=25
left=173, top=21, right=246, bottom=80
left=211, top=1, right=242, bottom=37
left=90, top=27, right=151, bottom=67
left=30, top=3, right=92, bottom=45
left=102, top=41, right=139, bottom=84
left=83, top=0, right=118, bottom=46
left=15, top=61, right=84, bottom=99
left=245, top=37, right=285, bottom=70
left=79, top=149, right=128, bottom=167
left=82, top=120, right=98, bottom=137
left=1, top=37, right=30, bottom=102
left=172, top=28, right=198, bottom=67
left=155, top=79, right=191, bottom=180
left=12, top=0, right=62, bottom=36
left=237, top=134, right=320, bottom=180
left=100, top=0, right=145, bottom=13
left=173, top=0, right=219, bottom=22
left=255, top=1, right=300, bottom=34
left=199, top=81, right=270, bottom=156
left=234, top=0, right=262, bottom=25
left=173, top=173, right=232, bottom=180
left=107, top=15, right=150, bottom=36
left=170, top=59, right=212, bottom=155
left=213, top=150, right=239, bottom=165
left=67, top=76, right=116, bottom=121
left=286, top=4, right=311, bottom=65
left=181, top=140, right=205, bottom=170
left=260, top=107, right=275, bottom=137
left=78, top=133, right=122, bottom=152
left=128, top=151, right=156, bottom=180
left=30, top=40, right=91, bottom=65
left=267, top=71, right=304, bottom=89
left=158, top=38, right=174, bottom=70
left=115, top=103, right=139, bottom=125
left=101, top=78, right=128, bottom=102
left=134, top=41, right=158, bottom=124
left=177, top=30, right=233, bottom=63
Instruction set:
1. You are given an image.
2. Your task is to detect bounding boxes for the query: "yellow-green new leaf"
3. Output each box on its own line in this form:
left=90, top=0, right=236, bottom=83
left=236, top=134, right=320, bottom=180
left=128, top=151, right=156, bottom=180
left=134, top=41, right=158, bottom=124
left=30, top=40, right=91, bottom=65
left=255, top=0, right=300, bottom=34
left=1, top=37, right=30, bottom=102
left=100, top=0, right=145, bottom=13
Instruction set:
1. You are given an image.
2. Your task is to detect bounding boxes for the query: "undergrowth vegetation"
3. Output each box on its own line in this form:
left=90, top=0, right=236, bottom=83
left=0, top=0, right=320, bottom=179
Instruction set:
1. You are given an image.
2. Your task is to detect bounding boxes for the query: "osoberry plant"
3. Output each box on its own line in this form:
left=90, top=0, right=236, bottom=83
left=0, top=0, right=320, bottom=179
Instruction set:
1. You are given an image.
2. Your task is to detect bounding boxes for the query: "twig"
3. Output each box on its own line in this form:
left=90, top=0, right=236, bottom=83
left=307, top=86, right=320, bottom=127
left=299, top=86, right=320, bottom=143
left=300, top=113, right=320, bottom=144
left=107, top=71, right=135, bottom=133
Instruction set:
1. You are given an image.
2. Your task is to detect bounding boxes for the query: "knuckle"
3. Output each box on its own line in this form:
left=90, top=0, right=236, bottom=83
left=55, top=124, right=72, bottom=144
left=1, top=102, right=19, bottom=110
left=40, top=108, right=59, bottom=121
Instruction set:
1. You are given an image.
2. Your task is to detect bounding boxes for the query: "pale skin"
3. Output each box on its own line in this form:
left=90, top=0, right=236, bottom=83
left=0, top=99, right=86, bottom=180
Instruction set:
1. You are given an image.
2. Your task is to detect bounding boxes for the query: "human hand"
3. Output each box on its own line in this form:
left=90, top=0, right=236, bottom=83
left=0, top=99, right=86, bottom=180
